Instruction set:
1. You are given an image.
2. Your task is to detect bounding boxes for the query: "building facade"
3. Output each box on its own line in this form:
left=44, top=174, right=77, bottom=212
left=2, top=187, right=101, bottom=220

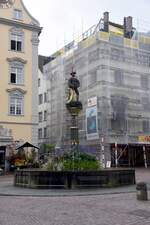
left=0, top=0, right=41, bottom=147
left=38, top=55, right=52, bottom=147
left=42, top=13, right=150, bottom=167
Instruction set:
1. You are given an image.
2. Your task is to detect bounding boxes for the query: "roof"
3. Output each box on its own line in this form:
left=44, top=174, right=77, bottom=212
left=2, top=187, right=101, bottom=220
left=16, top=142, right=40, bottom=150
left=38, top=55, right=54, bottom=72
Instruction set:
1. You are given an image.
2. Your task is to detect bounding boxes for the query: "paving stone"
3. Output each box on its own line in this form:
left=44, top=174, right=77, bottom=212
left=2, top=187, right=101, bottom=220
left=0, top=193, right=149, bottom=225
left=0, top=169, right=149, bottom=224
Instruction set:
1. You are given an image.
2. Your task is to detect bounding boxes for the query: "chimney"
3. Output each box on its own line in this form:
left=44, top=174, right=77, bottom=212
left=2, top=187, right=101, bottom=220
left=124, top=16, right=133, bottom=38
left=103, top=11, right=109, bottom=32
left=126, top=16, right=132, bottom=33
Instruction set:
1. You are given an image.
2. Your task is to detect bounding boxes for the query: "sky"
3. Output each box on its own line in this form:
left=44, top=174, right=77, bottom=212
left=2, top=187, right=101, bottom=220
left=23, top=0, right=150, bottom=56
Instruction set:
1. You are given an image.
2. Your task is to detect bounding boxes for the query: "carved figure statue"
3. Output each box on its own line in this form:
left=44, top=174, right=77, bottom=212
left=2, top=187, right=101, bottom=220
left=67, top=71, right=80, bottom=103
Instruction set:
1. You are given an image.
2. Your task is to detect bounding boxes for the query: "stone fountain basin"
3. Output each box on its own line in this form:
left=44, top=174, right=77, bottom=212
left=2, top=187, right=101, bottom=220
left=14, top=168, right=135, bottom=189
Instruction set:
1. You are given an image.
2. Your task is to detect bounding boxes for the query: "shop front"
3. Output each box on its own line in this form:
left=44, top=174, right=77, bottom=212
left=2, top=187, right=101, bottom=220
left=111, top=143, right=150, bottom=168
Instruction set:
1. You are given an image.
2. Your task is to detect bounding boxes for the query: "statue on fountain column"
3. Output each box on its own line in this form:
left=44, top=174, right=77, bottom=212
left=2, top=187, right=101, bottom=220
left=66, top=69, right=82, bottom=113
left=67, top=70, right=80, bottom=103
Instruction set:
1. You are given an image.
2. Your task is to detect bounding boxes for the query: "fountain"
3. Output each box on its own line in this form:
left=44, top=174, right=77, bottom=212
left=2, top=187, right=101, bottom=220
left=14, top=70, right=135, bottom=189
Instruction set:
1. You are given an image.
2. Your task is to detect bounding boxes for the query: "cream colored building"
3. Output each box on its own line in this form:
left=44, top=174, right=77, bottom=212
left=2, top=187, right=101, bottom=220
left=0, top=0, right=42, bottom=146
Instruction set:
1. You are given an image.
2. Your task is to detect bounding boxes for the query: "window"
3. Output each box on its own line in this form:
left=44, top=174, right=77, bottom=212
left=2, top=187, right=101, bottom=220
left=111, top=95, right=127, bottom=131
left=39, top=94, right=43, bottom=105
left=44, top=92, right=47, bottom=103
left=114, top=70, right=124, bottom=85
left=143, top=120, right=149, bottom=133
left=10, top=63, right=23, bottom=84
left=89, top=70, right=97, bottom=85
left=44, top=127, right=47, bottom=138
left=44, top=110, right=47, bottom=121
left=111, top=48, right=124, bottom=61
left=10, top=33, right=23, bottom=52
left=141, top=75, right=149, bottom=89
left=88, top=49, right=99, bottom=64
left=142, top=97, right=150, bottom=111
left=13, top=9, right=23, bottom=20
left=38, top=78, right=40, bottom=87
left=9, top=91, right=24, bottom=115
left=38, top=128, right=42, bottom=139
left=38, top=112, right=43, bottom=122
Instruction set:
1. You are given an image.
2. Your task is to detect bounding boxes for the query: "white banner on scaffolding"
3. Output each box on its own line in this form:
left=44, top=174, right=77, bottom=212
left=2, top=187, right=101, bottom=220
left=86, top=105, right=99, bottom=140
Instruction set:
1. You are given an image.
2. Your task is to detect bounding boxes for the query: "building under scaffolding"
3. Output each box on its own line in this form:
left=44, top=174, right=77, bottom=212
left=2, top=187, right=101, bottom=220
left=41, top=12, right=150, bottom=167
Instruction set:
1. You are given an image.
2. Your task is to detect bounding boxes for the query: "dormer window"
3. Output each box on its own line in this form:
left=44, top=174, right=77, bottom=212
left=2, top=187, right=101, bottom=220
left=13, top=9, right=23, bottom=20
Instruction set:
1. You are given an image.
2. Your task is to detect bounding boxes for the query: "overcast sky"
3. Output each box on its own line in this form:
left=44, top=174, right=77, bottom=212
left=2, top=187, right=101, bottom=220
left=23, top=0, right=150, bottom=56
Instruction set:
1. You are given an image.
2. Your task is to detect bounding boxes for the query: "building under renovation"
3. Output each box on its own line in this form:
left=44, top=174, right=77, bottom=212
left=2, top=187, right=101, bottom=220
left=41, top=12, right=150, bottom=167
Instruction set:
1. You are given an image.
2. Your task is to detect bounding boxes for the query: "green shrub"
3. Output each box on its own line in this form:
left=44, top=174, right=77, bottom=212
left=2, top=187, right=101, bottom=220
left=61, top=151, right=101, bottom=171
left=40, top=143, right=55, bottom=154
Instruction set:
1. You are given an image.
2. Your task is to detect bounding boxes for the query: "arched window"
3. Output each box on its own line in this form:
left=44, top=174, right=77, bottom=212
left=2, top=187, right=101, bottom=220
left=9, top=91, right=24, bottom=115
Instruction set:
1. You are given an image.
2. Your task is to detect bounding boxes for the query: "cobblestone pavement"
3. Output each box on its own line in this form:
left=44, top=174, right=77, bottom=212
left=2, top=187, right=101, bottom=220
left=0, top=193, right=150, bottom=225
left=0, top=169, right=149, bottom=225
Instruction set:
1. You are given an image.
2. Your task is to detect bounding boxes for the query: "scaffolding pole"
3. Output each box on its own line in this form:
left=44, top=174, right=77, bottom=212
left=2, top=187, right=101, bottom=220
left=101, top=137, right=105, bottom=168
left=143, top=145, right=148, bottom=168
left=115, top=142, right=118, bottom=168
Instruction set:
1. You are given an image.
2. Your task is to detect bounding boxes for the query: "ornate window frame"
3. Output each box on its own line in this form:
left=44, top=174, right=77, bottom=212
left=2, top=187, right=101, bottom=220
left=7, top=57, right=27, bottom=85
left=9, top=27, right=24, bottom=52
left=7, top=88, right=26, bottom=116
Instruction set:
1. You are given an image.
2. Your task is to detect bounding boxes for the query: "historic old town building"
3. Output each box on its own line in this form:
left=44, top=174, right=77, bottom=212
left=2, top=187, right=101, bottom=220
left=0, top=0, right=41, bottom=168
left=40, top=12, right=150, bottom=167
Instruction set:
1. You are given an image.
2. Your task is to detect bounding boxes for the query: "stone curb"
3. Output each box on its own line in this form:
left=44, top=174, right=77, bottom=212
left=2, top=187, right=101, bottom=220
left=0, top=186, right=137, bottom=197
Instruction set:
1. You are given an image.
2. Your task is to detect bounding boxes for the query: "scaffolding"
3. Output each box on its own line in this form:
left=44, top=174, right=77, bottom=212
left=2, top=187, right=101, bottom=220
left=43, top=12, right=150, bottom=167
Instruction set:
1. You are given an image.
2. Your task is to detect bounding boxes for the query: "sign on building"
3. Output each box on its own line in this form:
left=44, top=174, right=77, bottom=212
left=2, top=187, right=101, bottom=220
left=138, top=136, right=150, bottom=143
left=86, top=97, right=99, bottom=140
left=87, top=96, right=97, bottom=107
